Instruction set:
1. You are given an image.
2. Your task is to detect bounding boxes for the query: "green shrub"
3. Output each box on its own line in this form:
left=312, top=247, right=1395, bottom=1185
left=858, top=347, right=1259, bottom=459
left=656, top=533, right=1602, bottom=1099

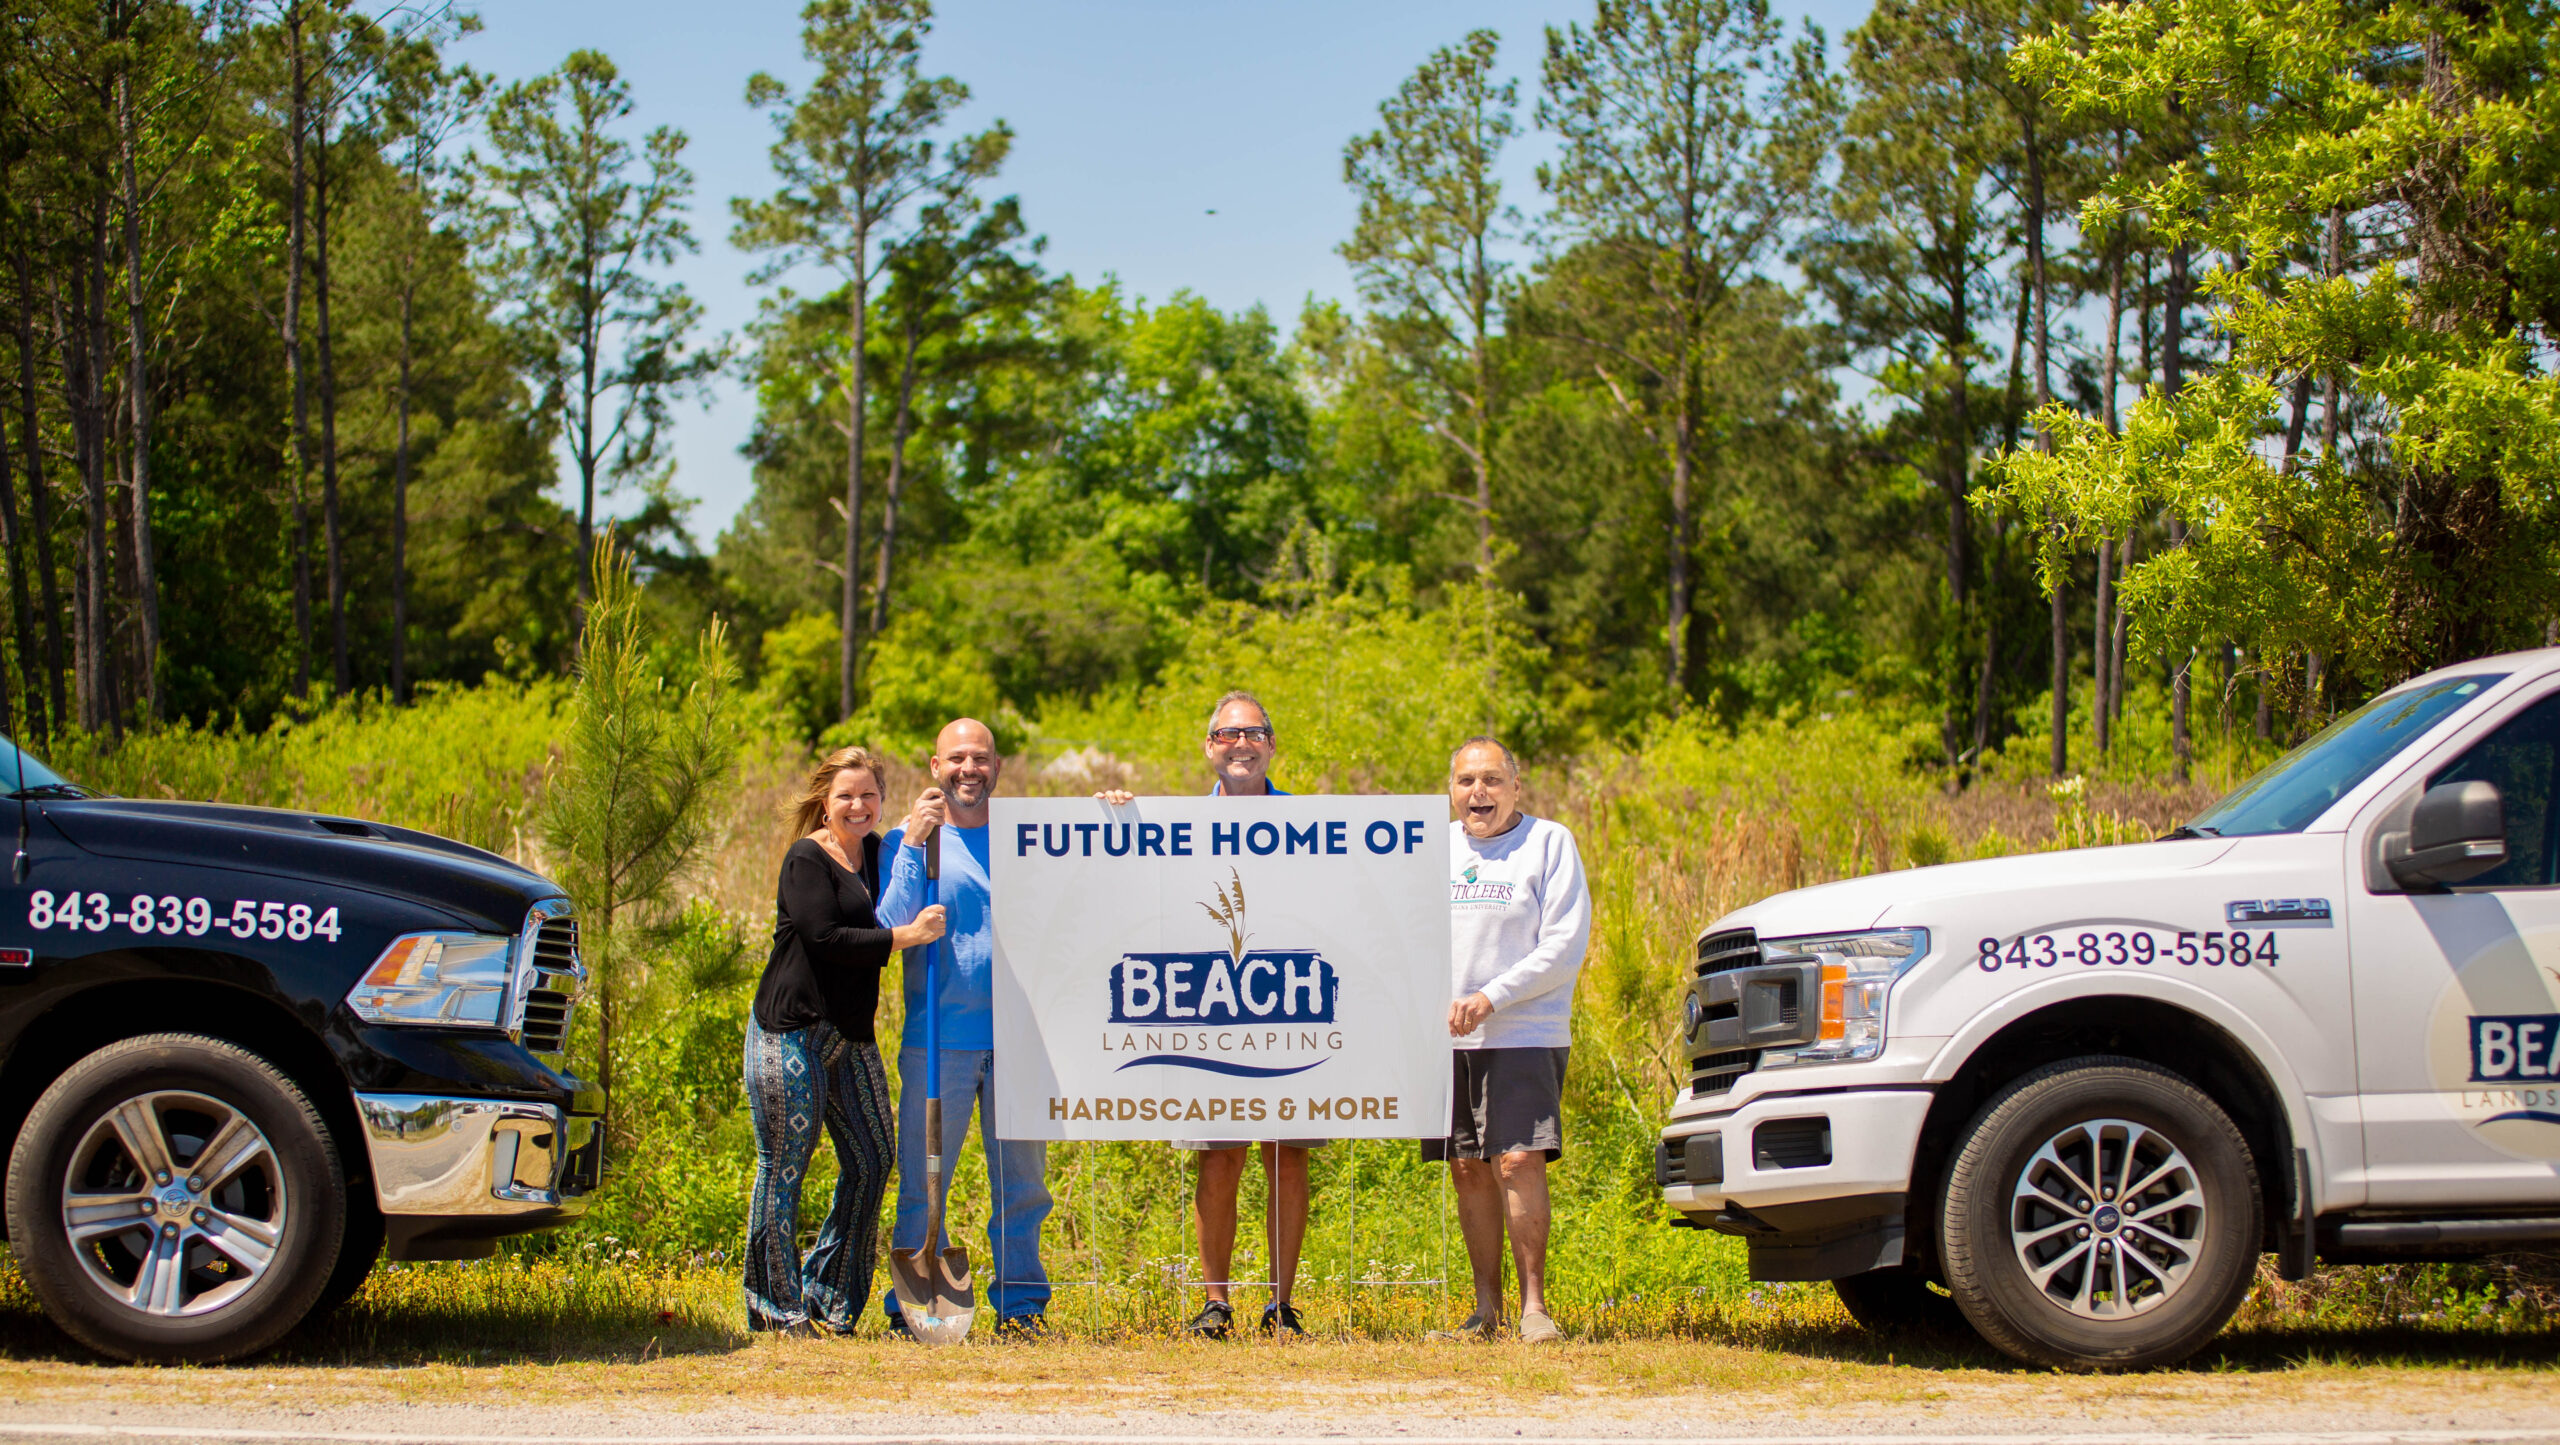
left=43, top=678, right=566, bottom=854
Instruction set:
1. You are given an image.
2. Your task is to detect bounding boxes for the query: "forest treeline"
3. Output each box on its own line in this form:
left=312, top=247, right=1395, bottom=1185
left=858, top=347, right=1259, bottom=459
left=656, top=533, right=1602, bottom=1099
left=4, top=0, right=2554, bottom=780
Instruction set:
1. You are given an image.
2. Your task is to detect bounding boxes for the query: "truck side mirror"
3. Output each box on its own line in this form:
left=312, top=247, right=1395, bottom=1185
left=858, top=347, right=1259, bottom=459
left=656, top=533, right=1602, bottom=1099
left=2380, top=779, right=2506, bottom=890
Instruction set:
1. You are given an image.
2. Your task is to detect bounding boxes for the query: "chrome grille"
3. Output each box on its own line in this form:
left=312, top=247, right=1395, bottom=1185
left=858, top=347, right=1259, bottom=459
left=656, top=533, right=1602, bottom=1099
left=533, top=915, right=579, bottom=972
left=519, top=911, right=579, bottom=1056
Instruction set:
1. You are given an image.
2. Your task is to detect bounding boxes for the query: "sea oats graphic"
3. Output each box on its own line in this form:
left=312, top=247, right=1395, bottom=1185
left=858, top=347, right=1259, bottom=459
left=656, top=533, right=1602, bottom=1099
left=1199, top=867, right=1252, bottom=963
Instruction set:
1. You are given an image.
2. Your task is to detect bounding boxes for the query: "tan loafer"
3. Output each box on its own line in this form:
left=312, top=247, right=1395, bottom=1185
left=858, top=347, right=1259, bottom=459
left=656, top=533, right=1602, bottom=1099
left=1518, top=1309, right=1562, bottom=1344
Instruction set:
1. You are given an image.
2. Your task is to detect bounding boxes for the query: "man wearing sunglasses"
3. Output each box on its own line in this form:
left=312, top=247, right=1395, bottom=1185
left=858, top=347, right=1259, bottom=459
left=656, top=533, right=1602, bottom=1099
left=1097, top=690, right=1321, bottom=1338
left=1187, top=691, right=1323, bottom=1338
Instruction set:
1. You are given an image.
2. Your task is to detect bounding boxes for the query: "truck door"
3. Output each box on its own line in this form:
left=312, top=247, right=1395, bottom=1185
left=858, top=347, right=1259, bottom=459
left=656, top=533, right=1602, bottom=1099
left=2348, top=689, right=2560, bottom=1206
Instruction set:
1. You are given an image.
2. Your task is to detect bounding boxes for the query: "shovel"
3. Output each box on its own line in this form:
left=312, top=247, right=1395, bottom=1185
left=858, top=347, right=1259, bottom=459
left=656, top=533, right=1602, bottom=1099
left=890, top=823, right=975, bottom=1343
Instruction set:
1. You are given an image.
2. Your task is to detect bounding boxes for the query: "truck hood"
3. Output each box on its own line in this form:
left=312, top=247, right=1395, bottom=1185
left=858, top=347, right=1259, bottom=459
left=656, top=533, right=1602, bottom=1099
left=41, top=798, right=563, bottom=934
left=1717, top=836, right=2241, bottom=942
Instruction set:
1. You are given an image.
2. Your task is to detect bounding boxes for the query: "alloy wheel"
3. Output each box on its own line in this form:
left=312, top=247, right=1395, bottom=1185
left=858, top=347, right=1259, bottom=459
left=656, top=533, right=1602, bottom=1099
left=59, top=1089, right=287, bottom=1319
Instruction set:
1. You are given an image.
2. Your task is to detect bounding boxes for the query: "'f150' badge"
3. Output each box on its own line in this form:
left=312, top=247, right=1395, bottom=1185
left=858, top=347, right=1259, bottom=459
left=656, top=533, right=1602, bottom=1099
left=2225, top=898, right=2332, bottom=926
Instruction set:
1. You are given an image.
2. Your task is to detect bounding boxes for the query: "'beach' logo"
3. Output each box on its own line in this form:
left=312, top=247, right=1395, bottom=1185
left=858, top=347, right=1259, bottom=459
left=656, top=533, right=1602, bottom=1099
left=1104, top=868, right=1337, bottom=1079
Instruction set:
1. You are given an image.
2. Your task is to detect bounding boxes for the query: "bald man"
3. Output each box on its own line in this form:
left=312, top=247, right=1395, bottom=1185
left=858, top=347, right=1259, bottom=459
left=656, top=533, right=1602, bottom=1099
left=877, top=719, right=1052, bottom=1337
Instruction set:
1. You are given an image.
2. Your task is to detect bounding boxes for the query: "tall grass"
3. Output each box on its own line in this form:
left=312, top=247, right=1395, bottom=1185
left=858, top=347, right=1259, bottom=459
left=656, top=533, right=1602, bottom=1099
left=16, top=654, right=2551, bottom=1351
left=47, top=679, right=568, bottom=856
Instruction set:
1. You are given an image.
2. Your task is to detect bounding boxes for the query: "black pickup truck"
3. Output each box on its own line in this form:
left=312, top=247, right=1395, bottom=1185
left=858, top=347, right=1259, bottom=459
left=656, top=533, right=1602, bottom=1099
left=0, top=739, right=599, bottom=1361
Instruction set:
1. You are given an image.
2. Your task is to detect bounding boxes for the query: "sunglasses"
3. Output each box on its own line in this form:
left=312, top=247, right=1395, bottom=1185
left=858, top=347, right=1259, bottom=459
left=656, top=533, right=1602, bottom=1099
left=1206, top=726, right=1275, bottom=744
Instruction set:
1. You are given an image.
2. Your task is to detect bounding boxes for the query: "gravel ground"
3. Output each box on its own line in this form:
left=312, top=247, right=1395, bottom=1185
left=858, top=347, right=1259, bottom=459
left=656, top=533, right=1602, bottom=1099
left=3, top=1341, right=2560, bottom=1445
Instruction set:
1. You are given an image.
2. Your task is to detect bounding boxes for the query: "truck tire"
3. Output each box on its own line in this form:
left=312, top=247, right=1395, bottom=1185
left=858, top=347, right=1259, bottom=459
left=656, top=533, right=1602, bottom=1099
left=1940, top=1057, right=2259, bottom=1371
left=1833, top=1263, right=1970, bottom=1340
left=3, top=1033, right=347, bottom=1362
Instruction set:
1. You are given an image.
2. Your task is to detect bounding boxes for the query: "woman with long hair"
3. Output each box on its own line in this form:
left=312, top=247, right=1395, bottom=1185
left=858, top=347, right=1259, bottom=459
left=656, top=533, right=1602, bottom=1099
left=744, top=746, right=945, bottom=1335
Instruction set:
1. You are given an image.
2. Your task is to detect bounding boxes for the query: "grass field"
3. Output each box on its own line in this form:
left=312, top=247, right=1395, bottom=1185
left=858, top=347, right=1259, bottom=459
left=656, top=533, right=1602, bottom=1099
left=17, top=671, right=2560, bottom=1390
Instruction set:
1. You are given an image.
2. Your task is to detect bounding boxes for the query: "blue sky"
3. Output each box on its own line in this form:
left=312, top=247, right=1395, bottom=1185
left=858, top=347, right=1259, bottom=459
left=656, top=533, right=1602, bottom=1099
left=455, top=0, right=1874, bottom=543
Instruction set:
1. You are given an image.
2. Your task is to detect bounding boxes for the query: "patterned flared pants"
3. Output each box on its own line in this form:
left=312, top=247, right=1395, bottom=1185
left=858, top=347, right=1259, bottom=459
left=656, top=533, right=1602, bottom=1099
left=743, top=1017, right=895, bottom=1331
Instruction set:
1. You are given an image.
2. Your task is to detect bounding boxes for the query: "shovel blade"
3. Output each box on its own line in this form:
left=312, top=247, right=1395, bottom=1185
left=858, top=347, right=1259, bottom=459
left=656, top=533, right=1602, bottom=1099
left=890, top=1245, right=975, bottom=1344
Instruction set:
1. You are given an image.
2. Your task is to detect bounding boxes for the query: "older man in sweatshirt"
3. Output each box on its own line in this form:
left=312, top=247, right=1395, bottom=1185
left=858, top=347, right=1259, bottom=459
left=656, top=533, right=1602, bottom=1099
left=1427, top=736, right=1591, bottom=1345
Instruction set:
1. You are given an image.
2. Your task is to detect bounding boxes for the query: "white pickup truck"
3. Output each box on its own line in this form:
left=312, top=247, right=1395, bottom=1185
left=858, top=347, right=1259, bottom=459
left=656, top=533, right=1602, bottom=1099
left=1657, top=648, right=2560, bottom=1369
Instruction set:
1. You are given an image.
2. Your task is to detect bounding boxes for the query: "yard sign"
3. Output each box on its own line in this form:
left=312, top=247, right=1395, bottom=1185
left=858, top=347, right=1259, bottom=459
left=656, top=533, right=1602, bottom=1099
left=989, top=794, right=1451, bottom=1141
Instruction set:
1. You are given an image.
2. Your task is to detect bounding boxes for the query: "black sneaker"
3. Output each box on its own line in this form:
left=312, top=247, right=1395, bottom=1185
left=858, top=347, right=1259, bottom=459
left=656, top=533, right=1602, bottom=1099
left=1184, top=1299, right=1234, bottom=1339
left=994, top=1312, right=1048, bottom=1342
left=1261, top=1300, right=1305, bottom=1337
left=884, top=1307, right=915, bottom=1341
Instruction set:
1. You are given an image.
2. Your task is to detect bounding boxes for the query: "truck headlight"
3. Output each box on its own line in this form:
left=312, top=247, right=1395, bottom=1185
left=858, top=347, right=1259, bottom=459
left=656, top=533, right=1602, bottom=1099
left=347, top=932, right=517, bottom=1028
left=1758, top=928, right=1928, bottom=1068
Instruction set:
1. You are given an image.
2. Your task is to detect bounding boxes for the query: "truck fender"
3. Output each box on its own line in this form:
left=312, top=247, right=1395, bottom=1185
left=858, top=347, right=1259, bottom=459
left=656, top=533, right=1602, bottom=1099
left=1920, top=971, right=2332, bottom=1206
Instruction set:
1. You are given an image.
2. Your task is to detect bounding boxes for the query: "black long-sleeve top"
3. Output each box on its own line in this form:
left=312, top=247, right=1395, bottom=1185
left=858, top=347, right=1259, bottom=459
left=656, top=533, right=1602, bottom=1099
left=751, top=833, right=893, bottom=1040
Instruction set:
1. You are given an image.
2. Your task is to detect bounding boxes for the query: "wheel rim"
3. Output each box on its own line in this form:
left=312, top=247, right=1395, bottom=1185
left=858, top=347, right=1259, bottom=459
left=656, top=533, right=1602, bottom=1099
left=2008, top=1116, right=2206, bottom=1321
left=58, top=1089, right=287, bottom=1319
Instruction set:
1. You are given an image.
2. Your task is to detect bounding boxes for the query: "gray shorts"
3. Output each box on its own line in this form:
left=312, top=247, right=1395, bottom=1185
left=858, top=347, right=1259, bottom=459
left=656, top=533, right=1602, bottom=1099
left=1175, top=1138, right=1330, bottom=1151
left=1421, top=1046, right=1569, bottom=1162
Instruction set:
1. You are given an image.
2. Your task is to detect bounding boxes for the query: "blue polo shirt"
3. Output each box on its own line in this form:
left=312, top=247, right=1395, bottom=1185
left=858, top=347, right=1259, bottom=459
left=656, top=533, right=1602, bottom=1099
left=878, top=823, right=993, bottom=1051
left=1211, top=780, right=1290, bottom=796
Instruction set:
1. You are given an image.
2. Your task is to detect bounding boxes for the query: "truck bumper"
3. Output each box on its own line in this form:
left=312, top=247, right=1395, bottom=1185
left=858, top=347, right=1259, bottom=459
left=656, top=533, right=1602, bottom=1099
left=1656, top=1086, right=1932, bottom=1281
left=353, top=1092, right=604, bottom=1260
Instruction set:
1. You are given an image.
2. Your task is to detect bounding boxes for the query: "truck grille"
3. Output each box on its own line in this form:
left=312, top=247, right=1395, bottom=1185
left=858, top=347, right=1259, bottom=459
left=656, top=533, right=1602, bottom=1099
left=1691, top=1047, right=1759, bottom=1098
left=520, top=913, right=579, bottom=1055
left=1692, top=929, right=1764, bottom=1095
left=1697, top=928, right=1761, bottom=976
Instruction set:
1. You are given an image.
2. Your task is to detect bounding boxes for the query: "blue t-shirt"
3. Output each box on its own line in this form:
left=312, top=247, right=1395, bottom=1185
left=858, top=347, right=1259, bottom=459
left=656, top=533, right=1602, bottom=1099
left=878, top=823, right=993, bottom=1051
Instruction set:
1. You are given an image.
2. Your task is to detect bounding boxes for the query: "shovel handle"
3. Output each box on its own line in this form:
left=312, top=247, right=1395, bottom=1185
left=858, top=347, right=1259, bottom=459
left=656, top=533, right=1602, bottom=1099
left=921, top=1094, right=945, bottom=1246
left=926, top=820, right=940, bottom=880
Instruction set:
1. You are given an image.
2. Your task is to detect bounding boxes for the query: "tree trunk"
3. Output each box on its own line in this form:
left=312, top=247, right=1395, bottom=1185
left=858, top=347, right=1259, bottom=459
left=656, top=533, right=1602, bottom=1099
left=11, top=246, right=64, bottom=741
left=315, top=107, right=346, bottom=695
left=2165, top=239, right=2191, bottom=781
left=2321, top=210, right=2345, bottom=458
left=0, top=352, right=34, bottom=743
left=392, top=278, right=413, bottom=703
left=2092, top=539, right=2113, bottom=756
left=114, top=60, right=161, bottom=721
left=576, top=301, right=597, bottom=608
left=63, top=235, right=113, bottom=734
left=1667, top=380, right=1695, bottom=704
left=868, top=320, right=923, bottom=640
left=2026, top=108, right=2062, bottom=778
left=1471, top=332, right=1495, bottom=586
left=2282, top=372, right=2313, bottom=468
left=2111, top=535, right=2131, bottom=727
left=1941, top=280, right=1972, bottom=768
left=285, top=8, right=313, bottom=694
left=2094, top=182, right=2126, bottom=761
left=839, top=236, right=869, bottom=723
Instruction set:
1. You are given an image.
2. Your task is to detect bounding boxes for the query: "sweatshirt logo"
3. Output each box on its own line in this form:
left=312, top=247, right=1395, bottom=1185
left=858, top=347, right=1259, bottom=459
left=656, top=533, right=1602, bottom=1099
left=1104, top=868, right=1336, bottom=1079
left=1452, top=862, right=1515, bottom=904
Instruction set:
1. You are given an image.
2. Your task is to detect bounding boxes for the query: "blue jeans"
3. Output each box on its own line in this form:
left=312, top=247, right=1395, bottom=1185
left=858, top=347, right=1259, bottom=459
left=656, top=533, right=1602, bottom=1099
left=742, top=1020, right=895, bottom=1331
left=883, top=1047, right=1051, bottom=1321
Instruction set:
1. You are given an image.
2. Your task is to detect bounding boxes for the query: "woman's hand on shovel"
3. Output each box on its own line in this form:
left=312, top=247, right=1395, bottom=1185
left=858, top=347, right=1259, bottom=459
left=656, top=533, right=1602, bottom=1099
left=892, top=905, right=947, bottom=952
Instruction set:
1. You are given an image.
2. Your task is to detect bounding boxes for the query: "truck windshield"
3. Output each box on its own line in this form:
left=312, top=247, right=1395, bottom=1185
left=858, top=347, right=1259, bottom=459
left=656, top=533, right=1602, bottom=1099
left=2183, top=675, right=2505, bottom=837
left=0, top=735, right=82, bottom=796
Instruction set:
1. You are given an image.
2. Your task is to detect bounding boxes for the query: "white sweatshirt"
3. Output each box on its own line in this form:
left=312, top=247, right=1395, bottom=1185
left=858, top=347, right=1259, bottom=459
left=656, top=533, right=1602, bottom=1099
left=1448, top=814, right=1592, bottom=1050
